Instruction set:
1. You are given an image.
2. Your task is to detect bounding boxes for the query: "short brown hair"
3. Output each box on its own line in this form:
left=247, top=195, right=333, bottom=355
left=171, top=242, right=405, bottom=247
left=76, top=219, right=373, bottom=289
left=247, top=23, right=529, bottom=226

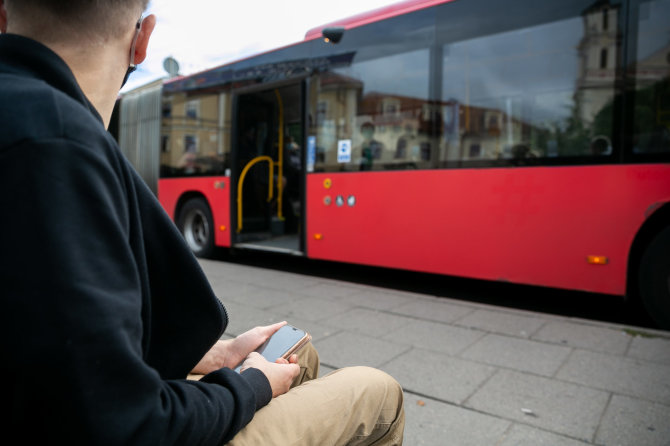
left=5, top=0, right=149, bottom=40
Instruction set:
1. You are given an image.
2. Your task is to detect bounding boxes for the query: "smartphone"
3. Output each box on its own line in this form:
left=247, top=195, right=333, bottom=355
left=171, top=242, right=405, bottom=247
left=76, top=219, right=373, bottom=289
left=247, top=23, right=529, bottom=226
left=234, top=324, right=311, bottom=373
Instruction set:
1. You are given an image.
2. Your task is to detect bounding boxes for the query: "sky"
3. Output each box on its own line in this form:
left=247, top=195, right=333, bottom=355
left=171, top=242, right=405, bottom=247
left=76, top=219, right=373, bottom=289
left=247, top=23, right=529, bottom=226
left=123, top=0, right=399, bottom=91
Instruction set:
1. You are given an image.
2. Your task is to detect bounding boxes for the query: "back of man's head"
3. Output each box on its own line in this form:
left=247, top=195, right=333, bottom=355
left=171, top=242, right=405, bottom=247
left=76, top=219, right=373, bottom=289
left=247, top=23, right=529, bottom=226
left=4, top=0, right=149, bottom=43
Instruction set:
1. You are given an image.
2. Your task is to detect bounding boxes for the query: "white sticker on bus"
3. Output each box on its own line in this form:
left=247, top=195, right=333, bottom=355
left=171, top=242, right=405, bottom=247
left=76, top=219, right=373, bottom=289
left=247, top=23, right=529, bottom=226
left=337, top=139, right=352, bottom=163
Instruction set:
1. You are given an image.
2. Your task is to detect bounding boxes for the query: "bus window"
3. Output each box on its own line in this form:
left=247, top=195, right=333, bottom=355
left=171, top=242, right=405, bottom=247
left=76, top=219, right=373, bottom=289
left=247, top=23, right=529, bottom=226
left=160, top=90, right=231, bottom=177
left=311, top=10, right=434, bottom=172
left=630, top=0, right=670, bottom=155
left=438, top=0, right=620, bottom=165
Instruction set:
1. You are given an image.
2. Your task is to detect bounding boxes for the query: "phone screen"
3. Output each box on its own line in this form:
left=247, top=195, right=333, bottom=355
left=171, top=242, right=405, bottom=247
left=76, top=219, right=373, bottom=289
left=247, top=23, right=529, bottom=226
left=234, top=324, right=310, bottom=372
left=256, top=325, right=308, bottom=360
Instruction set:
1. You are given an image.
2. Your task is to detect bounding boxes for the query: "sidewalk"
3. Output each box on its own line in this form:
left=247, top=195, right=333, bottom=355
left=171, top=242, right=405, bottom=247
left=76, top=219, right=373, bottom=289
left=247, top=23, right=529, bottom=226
left=198, top=258, right=670, bottom=446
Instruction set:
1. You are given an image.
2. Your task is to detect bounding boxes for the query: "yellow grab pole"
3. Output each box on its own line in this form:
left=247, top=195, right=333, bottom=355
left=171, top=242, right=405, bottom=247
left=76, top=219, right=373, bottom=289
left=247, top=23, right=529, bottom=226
left=275, top=89, right=284, bottom=220
left=237, top=156, right=274, bottom=233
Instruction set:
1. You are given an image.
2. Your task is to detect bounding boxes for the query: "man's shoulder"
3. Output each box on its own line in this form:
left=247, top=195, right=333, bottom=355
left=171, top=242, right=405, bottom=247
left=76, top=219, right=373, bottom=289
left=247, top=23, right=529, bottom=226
left=0, top=72, right=107, bottom=150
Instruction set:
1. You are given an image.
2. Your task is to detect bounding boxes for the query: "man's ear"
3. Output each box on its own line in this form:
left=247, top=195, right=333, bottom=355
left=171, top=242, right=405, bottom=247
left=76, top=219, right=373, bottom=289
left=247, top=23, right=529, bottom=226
left=133, top=14, right=156, bottom=65
left=1, top=0, right=8, bottom=34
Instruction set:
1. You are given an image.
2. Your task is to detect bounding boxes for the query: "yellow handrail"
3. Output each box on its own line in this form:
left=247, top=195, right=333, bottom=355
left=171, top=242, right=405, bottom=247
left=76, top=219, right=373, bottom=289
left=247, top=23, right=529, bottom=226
left=237, top=156, right=274, bottom=233
left=236, top=90, right=285, bottom=233
left=275, top=89, right=284, bottom=220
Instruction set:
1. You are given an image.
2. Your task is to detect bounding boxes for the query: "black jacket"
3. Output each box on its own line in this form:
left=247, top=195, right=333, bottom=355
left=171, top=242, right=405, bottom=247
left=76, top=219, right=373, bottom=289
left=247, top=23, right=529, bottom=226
left=0, top=34, right=271, bottom=444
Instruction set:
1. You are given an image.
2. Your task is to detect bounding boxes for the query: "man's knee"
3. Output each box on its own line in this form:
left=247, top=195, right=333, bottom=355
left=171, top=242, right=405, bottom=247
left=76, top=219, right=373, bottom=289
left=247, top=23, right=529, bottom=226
left=343, top=366, right=401, bottom=387
left=339, top=367, right=404, bottom=410
left=338, top=367, right=404, bottom=444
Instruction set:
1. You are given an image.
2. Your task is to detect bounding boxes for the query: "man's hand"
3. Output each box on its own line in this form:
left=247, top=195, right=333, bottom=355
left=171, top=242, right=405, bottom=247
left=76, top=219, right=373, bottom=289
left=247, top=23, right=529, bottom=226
left=191, top=321, right=288, bottom=375
left=239, top=352, right=300, bottom=397
left=226, top=321, right=288, bottom=368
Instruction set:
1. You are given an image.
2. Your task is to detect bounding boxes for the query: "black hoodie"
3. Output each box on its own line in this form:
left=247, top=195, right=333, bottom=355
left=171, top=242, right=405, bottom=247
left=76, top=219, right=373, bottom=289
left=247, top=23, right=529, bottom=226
left=0, top=33, right=271, bottom=445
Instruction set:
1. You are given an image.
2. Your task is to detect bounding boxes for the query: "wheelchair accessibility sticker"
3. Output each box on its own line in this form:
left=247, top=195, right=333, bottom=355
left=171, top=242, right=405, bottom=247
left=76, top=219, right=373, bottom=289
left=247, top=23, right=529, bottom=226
left=337, top=139, right=352, bottom=163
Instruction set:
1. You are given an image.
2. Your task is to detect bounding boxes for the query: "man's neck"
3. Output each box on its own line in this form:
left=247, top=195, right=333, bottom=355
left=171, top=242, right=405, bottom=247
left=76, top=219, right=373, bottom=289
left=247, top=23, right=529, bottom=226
left=6, top=26, right=125, bottom=128
left=46, top=41, right=125, bottom=128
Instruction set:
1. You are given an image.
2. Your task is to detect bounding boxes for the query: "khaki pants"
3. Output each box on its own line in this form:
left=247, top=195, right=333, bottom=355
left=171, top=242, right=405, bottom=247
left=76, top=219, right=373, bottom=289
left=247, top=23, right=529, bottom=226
left=227, top=343, right=405, bottom=445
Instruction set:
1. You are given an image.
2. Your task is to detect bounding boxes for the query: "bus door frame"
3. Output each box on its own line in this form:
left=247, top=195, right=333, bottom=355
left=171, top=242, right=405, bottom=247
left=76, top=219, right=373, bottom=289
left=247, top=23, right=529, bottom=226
left=229, top=77, right=309, bottom=255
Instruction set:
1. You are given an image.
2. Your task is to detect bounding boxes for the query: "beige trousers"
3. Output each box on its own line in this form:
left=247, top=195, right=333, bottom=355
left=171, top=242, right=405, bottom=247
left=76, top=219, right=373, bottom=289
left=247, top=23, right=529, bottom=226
left=226, top=343, right=405, bottom=445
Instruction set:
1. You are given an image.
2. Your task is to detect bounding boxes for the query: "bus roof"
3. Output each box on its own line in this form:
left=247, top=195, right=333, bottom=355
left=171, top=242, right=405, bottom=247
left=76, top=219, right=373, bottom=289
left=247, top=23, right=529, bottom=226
left=304, top=0, right=452, bottom=40
left=161, top=0, right=452, bottom=92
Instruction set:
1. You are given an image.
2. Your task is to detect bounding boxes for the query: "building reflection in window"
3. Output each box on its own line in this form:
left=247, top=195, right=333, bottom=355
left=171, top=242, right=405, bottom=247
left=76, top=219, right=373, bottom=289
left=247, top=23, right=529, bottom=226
left=310, top=0, right=669, bottom=171
left=440, top=5, right=618, bottom=163
left=630, top=0, right=670, bottom=155
left=160, top=91, right=231, bottom=177
left=314, top=48, right=431, bottom=172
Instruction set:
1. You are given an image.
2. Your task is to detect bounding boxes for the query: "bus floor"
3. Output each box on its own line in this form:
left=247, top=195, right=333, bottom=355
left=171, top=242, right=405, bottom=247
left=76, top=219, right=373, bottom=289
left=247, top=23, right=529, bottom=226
left=234, top=234, right=301, bottom=256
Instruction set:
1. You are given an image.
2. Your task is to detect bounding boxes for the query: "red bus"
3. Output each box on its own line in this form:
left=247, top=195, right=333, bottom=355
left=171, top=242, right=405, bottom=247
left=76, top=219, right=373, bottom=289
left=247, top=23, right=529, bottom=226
left=113, top=0, right=670, bottom=328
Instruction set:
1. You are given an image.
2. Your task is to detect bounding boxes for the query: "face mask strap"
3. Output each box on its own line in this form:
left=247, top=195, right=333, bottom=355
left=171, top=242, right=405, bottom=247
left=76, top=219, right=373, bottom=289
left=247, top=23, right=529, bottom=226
left=121, top=16, right=143, bottom=88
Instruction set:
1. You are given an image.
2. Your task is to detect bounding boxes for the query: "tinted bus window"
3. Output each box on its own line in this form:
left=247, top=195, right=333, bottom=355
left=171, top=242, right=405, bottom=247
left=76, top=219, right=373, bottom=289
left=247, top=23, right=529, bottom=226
left=630, top=0, right=670, bottom=156
left=311, top=10, right=435, bottom=172
left=160, top=90, right=232, bottom=177
left=437, top=0, right=621, bottom=165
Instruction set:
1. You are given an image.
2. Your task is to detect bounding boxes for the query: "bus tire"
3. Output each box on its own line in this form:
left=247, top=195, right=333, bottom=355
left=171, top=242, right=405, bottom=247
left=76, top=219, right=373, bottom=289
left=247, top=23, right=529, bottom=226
left=638, top=225, right=670, bottom=330
left=178, top=197, right=215, bottom=259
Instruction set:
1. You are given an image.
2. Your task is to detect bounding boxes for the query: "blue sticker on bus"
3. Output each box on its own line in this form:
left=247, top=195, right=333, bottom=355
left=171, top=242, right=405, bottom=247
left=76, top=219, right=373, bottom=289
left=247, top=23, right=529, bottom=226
left=307, top=136, right=316, bottom=172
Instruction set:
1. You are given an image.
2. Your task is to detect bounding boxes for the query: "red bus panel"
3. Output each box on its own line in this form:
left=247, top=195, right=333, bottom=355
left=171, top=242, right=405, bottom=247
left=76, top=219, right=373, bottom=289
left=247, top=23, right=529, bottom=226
left=306, top=165, right=670, bottom=296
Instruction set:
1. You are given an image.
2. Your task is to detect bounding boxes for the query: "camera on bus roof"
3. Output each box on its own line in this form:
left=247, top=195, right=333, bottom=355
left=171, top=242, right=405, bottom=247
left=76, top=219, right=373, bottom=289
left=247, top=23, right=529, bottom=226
left=322, top=27, right=345, bottom=44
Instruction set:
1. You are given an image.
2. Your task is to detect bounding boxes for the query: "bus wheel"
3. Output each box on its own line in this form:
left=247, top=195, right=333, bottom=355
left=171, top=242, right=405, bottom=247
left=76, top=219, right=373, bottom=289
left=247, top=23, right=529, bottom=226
left=638, top=225, right=670, bottom=330
left=178, top=198, right=215, bottom=258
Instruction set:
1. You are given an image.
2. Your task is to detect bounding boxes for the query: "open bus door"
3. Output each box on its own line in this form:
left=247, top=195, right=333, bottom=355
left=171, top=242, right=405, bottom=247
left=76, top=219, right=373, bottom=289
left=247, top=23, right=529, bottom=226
left=230, top=82, right=306, bottom=255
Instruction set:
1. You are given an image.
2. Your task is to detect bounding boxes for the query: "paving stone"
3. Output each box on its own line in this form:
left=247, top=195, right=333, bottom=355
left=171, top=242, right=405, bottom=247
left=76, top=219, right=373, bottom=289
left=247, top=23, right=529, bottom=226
left=595, top=394, right=670, bottom=446
left=498, top=424, right=592, bottom=446
left=403, top=394, right=511, bottom=446
left=532, top=321, right=631, bottom=355
left=627, top=335, right=670, bottom=365
left=382, top=348, right=497, bottom=404
left=381, top=319, right=485, bottom=356
left=334, top=288, right=418, bottom=311
left=252, top=271, right=323, bottom=292
left=461, top=334, right=572, bottom=377
left=556, top=349, right=670, bottom=404
left=299, top=281, right=361, bottom=300
left=265, top=296, right=354, bottom=322
left=322, top=308, right=413, bottom=337
left=465, top=369, right=609, bottom=441
left=200, top=261, right=272, bottom=283
left=197, top=259, right=243, bottom=277
left=313, top=331, right=409, bottom=368
left=456, top=309, right=547, bottom=338
left=207, top=264, right=319, bottom=291
left=222, top=285, right=303, bottom=309
left=219, top=301, right=281, bottom=336
left=207, top=279, right=263, bottom=300
left=389, top=298, right=475, bottom=323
